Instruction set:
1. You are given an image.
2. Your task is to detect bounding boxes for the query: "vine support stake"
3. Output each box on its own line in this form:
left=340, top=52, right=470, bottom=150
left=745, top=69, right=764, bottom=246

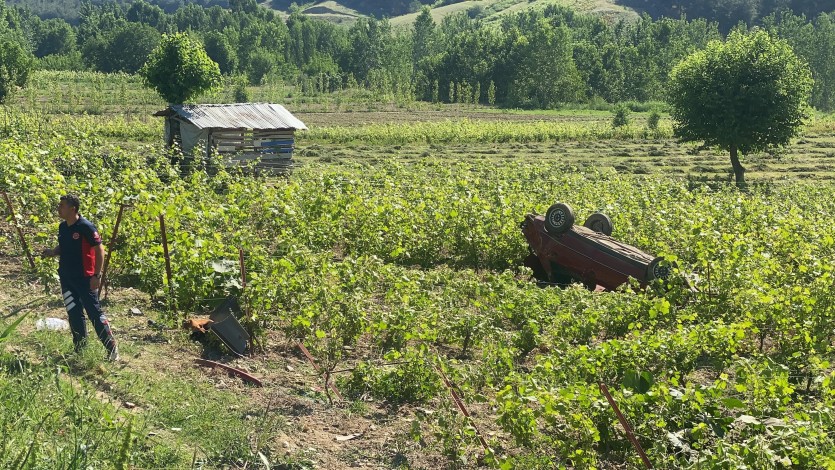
left=239, top=247, right=246, bottom=290
left=2, top=191, right=35, bottom=270
left=434, top=359, right=491, bottom=455
left=159, top=213, right=176, bottom=315
left=239, top=247, right=257, bottom=355
left=102, top=203, right=130, bottom=300
left=296, top=341, right=342, bottom=401
left=599, top=383, right=652, bottom=469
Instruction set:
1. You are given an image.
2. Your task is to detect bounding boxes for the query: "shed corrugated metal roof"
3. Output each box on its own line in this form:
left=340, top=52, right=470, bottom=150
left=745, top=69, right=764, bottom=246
left=165, top=103, right=308, bottom=131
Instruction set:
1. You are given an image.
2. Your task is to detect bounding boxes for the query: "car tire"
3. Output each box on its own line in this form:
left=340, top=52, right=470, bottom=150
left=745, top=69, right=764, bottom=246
left=646, top=256, right=671, bottom=281
left=584, top=213, right=613, bottom=236
left=545, top=203, right=575, bottom=234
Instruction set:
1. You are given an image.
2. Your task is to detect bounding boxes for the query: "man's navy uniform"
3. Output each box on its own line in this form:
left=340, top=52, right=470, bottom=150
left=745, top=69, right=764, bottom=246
left=58, top=216, right=117, bottom=354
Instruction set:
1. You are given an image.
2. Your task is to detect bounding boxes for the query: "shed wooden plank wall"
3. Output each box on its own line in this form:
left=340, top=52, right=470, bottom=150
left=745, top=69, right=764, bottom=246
left=210, top=129, right=296, bottom=173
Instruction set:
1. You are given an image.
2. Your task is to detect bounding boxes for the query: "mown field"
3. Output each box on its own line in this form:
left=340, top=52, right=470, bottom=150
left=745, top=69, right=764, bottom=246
left=2, top=71, right=835, bottom=469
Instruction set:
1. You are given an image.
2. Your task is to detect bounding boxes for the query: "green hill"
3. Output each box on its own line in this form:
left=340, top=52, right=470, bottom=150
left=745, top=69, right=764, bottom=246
left=8, top=0, right=833, bottom=30
left=5, top=0, right=227, bottom=22
left=274, top=0, right=832, bottom=30
left=388, top=0, right=640, bottom=27
left=273, top=0, right=639, bottom=26
left=269, top=0, right=364, bottom=25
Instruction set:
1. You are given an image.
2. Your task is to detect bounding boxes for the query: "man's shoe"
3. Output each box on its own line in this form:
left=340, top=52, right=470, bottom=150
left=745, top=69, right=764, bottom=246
left=108, top=347, right=121, bottom=362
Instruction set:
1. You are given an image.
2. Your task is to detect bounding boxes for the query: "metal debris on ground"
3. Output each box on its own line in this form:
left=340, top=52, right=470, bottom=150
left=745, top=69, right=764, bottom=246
left=183, top=317, right=214, bottom=334
left=194, top=358, right=263, bottom=387
left=209, top=296, right=249, bottom=356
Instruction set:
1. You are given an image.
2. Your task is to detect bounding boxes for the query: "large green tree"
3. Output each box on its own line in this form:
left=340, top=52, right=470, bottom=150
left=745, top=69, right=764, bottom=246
left=0, top=34, right=34, bottom=104
left=87, top=22, right=160, bottom=73
left=203, top=30, right=237, bottom=75
left=141, top=32, right=222, bottom=104
left=412, top=6, right=436, bottom=65
left=32, top=18, right=76, bottom=58
left=504, top=20, right=584, bottom=108
left=343, top=18, right=393, bottom=82
left=668, top=30, right=812, bottom=186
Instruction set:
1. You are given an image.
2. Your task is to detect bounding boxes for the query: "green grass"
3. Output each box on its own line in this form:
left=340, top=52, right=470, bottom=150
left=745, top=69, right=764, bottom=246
left=0, top=289, right=287, bottom=468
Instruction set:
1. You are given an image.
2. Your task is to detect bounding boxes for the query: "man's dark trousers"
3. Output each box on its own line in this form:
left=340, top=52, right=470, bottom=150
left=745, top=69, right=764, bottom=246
left=61, top=276, right=116, bottom=353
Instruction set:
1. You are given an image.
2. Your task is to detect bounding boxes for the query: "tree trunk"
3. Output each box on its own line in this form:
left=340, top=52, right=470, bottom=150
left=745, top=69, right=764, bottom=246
left=730, top=144, right=746, bottom=187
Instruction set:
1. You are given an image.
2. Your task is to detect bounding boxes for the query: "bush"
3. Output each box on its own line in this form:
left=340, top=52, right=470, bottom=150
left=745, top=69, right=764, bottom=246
left=647, top=109, right=661, bottom=131
left=341, top=351, right=441, bottom=406
left=36, top=52, right=84, bottom=71
left=232, top=76, right=249, bottom=102
left=612, top=104, right=631, bottom=128
left=246, top=49, right=276, bottom=86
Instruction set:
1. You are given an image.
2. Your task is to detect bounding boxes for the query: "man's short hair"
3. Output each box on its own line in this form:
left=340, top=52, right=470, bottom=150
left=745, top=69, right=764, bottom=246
left=60, top=194, right=80, bottom=213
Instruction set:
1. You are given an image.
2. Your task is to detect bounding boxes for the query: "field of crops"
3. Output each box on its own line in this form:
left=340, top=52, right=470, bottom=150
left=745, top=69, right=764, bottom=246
left=1, top=72, right=835, bottom=468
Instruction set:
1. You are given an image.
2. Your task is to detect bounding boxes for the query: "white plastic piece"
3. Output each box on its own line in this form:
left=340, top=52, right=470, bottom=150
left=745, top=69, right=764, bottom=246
left=35, top=317, right=70, bottom=331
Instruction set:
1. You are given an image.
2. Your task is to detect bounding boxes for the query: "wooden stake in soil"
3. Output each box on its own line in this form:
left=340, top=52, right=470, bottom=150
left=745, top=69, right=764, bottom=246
left=158, top=213, right=176, bottom=314
left=296, top=341, right=343, bottom=401
left=599, top=382, right=653, bottom=469
left=239, top=247, right=259, bottom=355
left=1, top=191, right=35, bottom=269
left=102, top=203, right=129, bottom=299
left=239, top=247, right=246, bottom=290
left=434, top=360, right=491, bottom=454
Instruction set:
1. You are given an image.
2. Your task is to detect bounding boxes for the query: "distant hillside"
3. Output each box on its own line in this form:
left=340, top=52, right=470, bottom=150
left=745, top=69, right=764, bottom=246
left=389, top=0, right=640, bottom=27
left=271, top=0, right=833, bottom=29
left=9, top=0, right=833, bottom=28
left=617, top=0, right=830, bottom=32
left=267, top=0, right=435, bottom=17
left=270, top=0, right=640, bottom=27
left=7, top=0, right=228, bottom=22
left=268, top=1, right=364, bottom=25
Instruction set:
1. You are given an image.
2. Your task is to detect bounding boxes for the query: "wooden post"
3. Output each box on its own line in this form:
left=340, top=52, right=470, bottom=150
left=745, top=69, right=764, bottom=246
left=239, top=247, right=246, bottom=290
left=206, top=129, right=213, bottom=163
left=1, top=191, right=35, bottom=269
left=296, top=342, right=343, bottom=400
left=239, top=246, right=254, bottom=354
left=102, top=203, right=129, bottom=299
left=599, top=383, right=652, bottom=469
left=434, top=359, right=491, bottom=454
left=159, top=213, right=175, bottom=314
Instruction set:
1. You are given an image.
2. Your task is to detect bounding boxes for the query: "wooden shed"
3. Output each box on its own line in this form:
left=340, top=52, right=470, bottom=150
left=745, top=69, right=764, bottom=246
left=154, top=103, right=308, bottom=172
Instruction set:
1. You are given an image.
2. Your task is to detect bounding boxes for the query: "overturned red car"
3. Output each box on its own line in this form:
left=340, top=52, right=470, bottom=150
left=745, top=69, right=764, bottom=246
left=521, top=203, right=669, bottom=290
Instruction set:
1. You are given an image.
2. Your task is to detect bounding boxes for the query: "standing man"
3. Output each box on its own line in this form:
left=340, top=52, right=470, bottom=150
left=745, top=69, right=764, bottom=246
left=42, top=194, right=119, bottom=361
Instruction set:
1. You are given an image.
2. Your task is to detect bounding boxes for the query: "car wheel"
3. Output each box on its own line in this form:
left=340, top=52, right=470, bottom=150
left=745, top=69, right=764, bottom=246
left=545, top=203, right=575, bottom=234
left=584, top=213, right=613, bottom=235
left=646, top=256, right=671, bottom=281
